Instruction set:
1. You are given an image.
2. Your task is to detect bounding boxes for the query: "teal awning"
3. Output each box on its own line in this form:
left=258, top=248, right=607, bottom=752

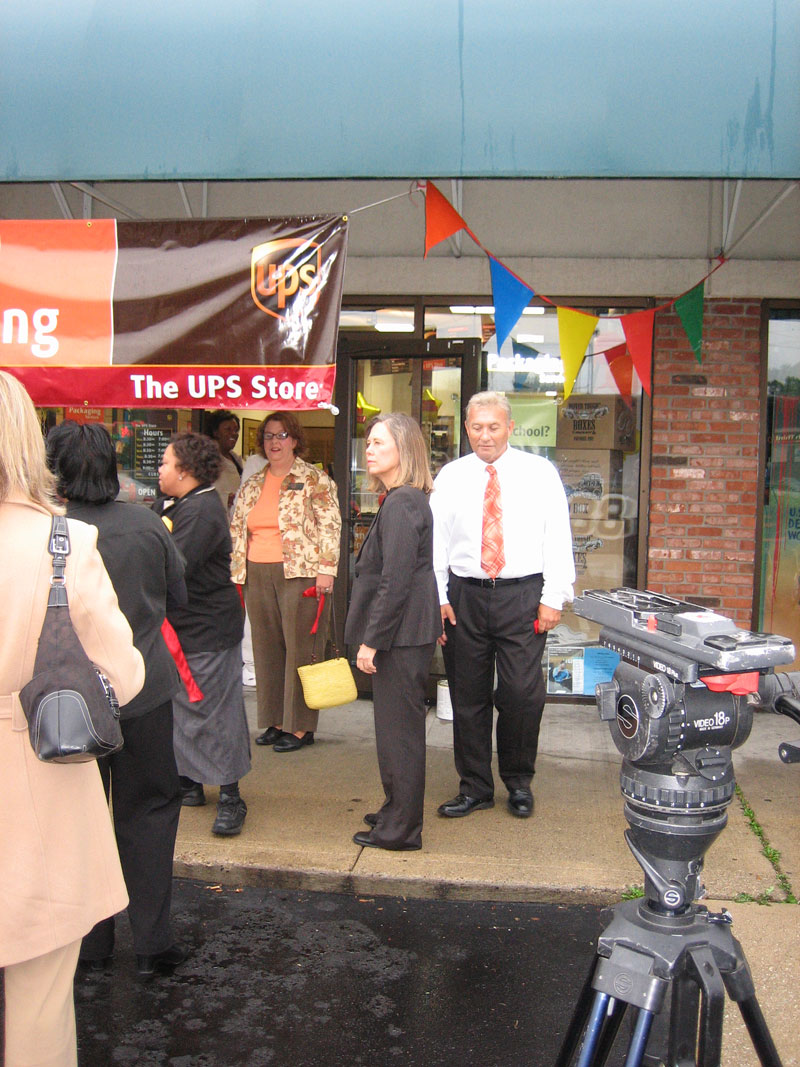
left=2, top=0, right=798, bottom=182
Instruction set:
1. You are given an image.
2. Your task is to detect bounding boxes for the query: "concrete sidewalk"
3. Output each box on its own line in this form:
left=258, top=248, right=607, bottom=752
left=173, top=692, right=800, bottom=1065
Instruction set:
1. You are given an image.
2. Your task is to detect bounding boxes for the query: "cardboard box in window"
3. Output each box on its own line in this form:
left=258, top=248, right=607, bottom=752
left=554, top=448, right=623, bottom=520
left=557, top=395, right=637, bottom=451
left=571, top=519, right=626, bottom=590
left=563, top=519, right=627, bottom=639
left=545, top=644, right=621, bottom=696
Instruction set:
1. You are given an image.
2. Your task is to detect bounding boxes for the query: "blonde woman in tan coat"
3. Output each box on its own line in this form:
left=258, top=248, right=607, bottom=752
left=0, top=371, right=144, bottom=1067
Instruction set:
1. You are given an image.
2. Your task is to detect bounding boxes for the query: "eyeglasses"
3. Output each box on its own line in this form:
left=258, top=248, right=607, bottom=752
left=263, top=431, right=290, bottom=441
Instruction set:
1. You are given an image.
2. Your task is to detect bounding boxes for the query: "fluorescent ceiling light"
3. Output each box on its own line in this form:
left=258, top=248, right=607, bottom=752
left=522, top=307, right=546, bottom=315
left=516, top=334, right=545, bottom=344
left=339, top=310, right=377, bottom=327
left=449, top=305, right=495, bottom=315
left=374, top=323, right=415, bottom=332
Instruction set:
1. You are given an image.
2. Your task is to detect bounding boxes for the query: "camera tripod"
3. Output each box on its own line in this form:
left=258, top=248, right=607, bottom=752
left=556, top=587, right=800, bottom=1066
left=554, top=740, right=785, bottom=1067
left=554, top=855, right=782, bottom=1067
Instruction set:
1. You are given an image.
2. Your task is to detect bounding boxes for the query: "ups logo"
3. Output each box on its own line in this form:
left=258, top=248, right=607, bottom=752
left=251, top=238, right=322, bottom=320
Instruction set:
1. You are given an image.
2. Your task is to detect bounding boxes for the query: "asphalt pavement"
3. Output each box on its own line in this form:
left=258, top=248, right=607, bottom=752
left=163, top=689, right=800, bottom=1066
left=73, top=881, right=611, bottom=1066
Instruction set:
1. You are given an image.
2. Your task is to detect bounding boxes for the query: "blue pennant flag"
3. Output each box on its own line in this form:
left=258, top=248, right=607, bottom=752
left=489, top=256, right=535, bottom=351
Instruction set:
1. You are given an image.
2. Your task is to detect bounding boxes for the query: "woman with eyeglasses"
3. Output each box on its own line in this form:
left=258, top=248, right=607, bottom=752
left=230, top=413, right=342, bottom=751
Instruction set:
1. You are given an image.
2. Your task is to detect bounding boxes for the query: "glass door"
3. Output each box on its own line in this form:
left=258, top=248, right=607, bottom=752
left=759, top=309, right=800, bottom=671
left=333, top=335, right=480, bottom=691
left=349, top=353, right=466, bottom=554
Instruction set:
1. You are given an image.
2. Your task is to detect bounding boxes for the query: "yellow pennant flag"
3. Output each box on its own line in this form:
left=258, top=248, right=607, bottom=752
left=557, top=307, right=599, bottom=401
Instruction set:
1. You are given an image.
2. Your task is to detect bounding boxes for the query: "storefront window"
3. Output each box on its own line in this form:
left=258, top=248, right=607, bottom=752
left=36, top=407, right=188, bottom=502
left=760, top=309, right=800, bottom=670
left=425, top=302, right=644, bottom=699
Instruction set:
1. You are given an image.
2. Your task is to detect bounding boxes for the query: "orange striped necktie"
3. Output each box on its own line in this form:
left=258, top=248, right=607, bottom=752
left=480, top=464, right=505, bottom=579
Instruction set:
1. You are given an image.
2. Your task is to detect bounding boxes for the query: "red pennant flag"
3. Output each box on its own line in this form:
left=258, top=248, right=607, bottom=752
left=603, top=342, right=634, bottom=402
left=424, top=181, right=468, bottom=257
left=620, top=309, right=655, bottom=396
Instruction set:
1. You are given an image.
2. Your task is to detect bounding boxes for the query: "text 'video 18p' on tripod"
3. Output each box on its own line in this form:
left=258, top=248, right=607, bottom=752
left=554, top=588, right=800, bottom=1067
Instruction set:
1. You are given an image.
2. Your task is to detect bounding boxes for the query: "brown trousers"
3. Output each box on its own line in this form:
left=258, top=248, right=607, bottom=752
left=3, top=939, right=81, bottom=1067
left=245, top=562, right=330, bottom=734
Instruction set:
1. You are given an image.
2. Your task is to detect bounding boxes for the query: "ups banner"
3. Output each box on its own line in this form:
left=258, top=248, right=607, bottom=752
left=0, top=216, right=348, bottom=409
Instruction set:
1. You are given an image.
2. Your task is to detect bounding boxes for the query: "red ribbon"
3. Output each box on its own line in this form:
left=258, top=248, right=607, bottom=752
left=160, top=618, right=204, bottom=703
left=302, top=586, right=326, bottom=634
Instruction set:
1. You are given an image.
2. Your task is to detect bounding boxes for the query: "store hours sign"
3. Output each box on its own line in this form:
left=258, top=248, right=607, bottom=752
left=0, top=217, right=348, bottom=409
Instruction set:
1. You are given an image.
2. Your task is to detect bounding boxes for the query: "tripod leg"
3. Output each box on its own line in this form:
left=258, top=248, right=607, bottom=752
left=686, top=945, right=726, bottom=1067
left=593, top=998, right=628, bottom=1066
left=666, top=970, right=701, bottom=1065
left=555, top=956, right=599, bottom=1067
left=723, top=955, right=784, bottom=1067
left=575, top=992, right=613, bottom=1067
left=736, top=996, right=784, bottom=1067
left=556, top=953, right=630, bottom=1067
left=623, top=1008, right=654, bottom=1067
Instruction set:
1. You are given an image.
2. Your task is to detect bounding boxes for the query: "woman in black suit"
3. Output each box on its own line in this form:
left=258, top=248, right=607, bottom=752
left=344, top=413, right=441, bottom=851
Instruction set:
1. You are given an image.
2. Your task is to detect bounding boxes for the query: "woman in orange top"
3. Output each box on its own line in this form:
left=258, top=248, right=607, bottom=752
left=230, top=414, right=342, bottom=751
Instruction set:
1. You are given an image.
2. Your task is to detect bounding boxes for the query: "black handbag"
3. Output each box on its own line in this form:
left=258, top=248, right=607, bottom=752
left=19, top=515, right=124, bottom=763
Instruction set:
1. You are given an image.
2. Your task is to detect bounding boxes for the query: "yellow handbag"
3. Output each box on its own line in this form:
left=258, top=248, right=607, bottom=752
left=296, top=592, right=357, bottom=710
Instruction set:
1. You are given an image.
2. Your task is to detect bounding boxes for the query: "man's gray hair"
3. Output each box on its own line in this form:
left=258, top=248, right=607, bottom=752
left=465, top=391, right=513, bottom=422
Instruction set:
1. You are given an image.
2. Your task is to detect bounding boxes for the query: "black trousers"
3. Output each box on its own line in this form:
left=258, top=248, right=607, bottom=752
left=81, top=700, right=181, bottom=959
left=371, top=642, right=437, bottom=849
left=442, top=573, right=547, bottom=800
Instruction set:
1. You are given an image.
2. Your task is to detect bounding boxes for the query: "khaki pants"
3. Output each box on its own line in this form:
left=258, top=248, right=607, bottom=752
left=3, top=939, right=80, bottom=1067
left=245, top=562, right=329, bottom=735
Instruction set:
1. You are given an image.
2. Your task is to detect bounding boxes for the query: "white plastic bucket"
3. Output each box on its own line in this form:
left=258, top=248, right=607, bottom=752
left=436, top=679, right=453, bottom=721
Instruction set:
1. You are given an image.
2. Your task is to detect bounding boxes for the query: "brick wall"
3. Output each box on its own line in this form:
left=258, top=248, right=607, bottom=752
left=646, top=299, right=763, bottom=626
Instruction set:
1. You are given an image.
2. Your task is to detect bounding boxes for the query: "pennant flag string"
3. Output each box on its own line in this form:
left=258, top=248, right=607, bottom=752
left=421, top=181, right=736, bottom=395
left=423, top=180, right=728, bottom=317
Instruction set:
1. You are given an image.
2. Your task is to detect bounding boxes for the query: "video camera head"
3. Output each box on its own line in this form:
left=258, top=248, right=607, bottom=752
left=572, top=588, right=797, bottom=914
left=572, top=587, right=795, bottom=765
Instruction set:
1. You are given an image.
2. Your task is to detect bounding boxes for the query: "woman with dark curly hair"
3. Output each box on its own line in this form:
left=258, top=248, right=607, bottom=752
left=230, top=412, right=341, bottom=751
left=205, top=410, right=243, bottom=514
left=156, top=433, right=251, bottom=836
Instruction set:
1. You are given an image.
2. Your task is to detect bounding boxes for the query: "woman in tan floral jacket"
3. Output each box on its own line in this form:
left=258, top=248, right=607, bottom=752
left=230, top=413, right=342, bottom=751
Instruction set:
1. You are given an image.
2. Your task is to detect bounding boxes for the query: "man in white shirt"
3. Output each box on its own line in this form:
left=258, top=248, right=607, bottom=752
left=431, top=391, right=575, bottom=819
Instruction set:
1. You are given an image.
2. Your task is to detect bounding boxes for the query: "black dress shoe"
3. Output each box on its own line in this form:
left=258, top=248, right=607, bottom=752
left=136, top=944, right=188, bottom=978
left=437, top=794, right=494, bottom=818
left=507, top=787, right=534, bottom=818
left=273, top=731, right=314, bottom=752
left=212, top=795, right=247, bottom=836
left=364, top=812, right=378, bottom=827
left=180, top=781, right=206, bottom=807
left=352, top=831, right=421, bottom=852
left=255, top=726, right=283, bottom=746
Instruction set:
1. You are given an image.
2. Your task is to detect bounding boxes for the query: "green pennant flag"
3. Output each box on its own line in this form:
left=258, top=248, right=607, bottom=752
left=674, top=282, right=705, bottom=363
